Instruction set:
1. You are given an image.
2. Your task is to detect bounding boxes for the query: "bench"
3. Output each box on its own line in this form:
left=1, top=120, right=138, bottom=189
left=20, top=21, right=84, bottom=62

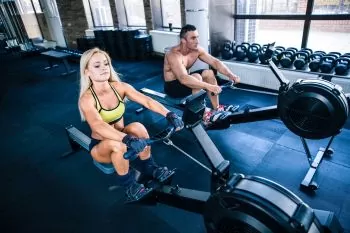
left=63, top=125, right=115, bottom=174
left=41, top=50, right=77, bottom=76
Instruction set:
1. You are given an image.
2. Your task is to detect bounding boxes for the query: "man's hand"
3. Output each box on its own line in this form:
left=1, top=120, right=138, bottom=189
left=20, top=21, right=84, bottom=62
left=206, top=84, right=222, bottom=95
left=228, top=73, right=240, bottom=83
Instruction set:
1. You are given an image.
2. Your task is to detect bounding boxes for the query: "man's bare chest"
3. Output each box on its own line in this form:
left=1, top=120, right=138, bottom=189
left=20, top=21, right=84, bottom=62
left=182, top=54, right=199, bottom=69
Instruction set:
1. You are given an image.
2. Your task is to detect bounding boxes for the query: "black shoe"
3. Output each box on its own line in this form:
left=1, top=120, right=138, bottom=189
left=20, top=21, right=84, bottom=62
left=152, top=166, right=176, bottom=183
left=125, top=182, right=153, bottom=202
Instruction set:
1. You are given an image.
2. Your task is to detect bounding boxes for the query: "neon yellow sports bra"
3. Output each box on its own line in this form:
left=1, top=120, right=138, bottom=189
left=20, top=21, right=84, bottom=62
left=90, top=83, right=125, bottom=124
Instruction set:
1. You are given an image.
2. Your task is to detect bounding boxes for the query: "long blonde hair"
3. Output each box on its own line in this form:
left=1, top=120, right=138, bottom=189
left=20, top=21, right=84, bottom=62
left=78, top=48, right=120, bottom=121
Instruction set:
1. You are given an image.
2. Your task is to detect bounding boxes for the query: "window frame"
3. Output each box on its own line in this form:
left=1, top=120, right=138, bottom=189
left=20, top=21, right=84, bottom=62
left=160, top=0, right=182, bottom=29
left=87, top=0, right=114, bottom=28
left=122, top=0, right=147, bottom=28
left=233, top=0, right=350, bottom=48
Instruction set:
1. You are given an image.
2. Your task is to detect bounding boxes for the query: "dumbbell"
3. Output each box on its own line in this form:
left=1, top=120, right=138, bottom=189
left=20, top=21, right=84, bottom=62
left=235, top=42, right=250, bottom=61
left=309, top=51, right=326, bottom=72
left=334, top=55, right=350, bottom=75
left=271, top=46, right=285, bottom=65
left=328, top=52, right=342, bottom=58
left=293, top=49, right=312, bottom=70
left=319, top=53, right=340, bottom=73
left=221, top=40, right=234, bottom=60
left=293, top=48, right=312, bottom=69
left=300, top=48, right=313, bottom=57
left=258, top=44, right=269, bottom=64
left=247, top=43, right=261, bottom=63
left=280, top=47, right=298, bottom=68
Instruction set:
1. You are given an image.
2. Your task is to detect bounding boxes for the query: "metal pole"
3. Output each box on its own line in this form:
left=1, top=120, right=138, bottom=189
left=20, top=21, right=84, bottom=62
left=301, top=0, right=315, bottom=48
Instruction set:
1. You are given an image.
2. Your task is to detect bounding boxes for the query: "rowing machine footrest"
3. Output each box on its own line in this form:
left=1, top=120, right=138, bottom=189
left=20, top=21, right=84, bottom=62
left=93, top=160, right=115, bottom=174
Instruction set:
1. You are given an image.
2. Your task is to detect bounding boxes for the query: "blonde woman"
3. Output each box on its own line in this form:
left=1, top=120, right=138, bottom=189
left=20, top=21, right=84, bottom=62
left=78, top=48, right=183, bottom=201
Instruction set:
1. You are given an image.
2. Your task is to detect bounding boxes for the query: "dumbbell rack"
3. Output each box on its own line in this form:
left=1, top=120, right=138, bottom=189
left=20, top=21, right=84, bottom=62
left=220, top=58, right=350, bottom=79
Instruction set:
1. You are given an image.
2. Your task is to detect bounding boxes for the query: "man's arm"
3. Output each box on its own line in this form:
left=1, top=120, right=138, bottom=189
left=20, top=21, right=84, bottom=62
left=198, top=48, right=240, bottom=83
left=166, top=52, right=215, bottom=90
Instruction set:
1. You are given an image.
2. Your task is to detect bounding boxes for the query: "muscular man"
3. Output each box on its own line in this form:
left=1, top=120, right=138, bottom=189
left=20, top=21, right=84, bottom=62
left=164, top=24, right=241, bottom=123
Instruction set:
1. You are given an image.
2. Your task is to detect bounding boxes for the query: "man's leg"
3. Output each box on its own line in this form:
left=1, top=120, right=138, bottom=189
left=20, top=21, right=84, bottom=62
left=200, top=69, right=219, bottom=109
left=164, top=79, right=193, bottom=98
left=201, top=69, right=239, bottom=113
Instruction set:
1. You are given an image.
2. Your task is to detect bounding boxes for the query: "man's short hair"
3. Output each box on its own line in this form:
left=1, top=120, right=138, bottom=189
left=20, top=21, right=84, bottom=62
left=180, top=24, right=197, bottom=39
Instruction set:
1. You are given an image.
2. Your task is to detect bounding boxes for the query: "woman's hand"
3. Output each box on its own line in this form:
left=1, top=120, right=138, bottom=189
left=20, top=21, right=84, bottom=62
left=166, top=112, right=184, bottom=131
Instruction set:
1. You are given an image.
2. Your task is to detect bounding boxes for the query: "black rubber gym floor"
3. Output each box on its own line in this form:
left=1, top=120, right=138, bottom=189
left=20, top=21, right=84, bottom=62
left=1, top=52, right=349, bottom=233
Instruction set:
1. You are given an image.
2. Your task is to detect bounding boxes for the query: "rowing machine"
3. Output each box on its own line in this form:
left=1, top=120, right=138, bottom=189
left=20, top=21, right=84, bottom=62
left=131, top=87, right=344, bottom=233
left=206, top=43, right=349, bottom=191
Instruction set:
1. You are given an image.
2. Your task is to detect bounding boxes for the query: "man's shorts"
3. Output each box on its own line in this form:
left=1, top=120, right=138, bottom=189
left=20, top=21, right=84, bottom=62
left=89, top=138, right=100, bottom=152
left=164, top=69, right=208, bottom=98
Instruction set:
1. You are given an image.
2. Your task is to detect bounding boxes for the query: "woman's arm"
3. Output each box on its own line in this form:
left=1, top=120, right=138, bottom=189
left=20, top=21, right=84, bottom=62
left=121, top=82, right=170, bottom=117
left=79, top=92, right=126, bottom=141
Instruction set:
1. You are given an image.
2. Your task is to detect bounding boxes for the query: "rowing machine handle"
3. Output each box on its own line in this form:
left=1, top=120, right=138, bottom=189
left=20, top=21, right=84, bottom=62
left=211, top=81, right=235, bottom=96
left=123, top=126, right=176, bottom=160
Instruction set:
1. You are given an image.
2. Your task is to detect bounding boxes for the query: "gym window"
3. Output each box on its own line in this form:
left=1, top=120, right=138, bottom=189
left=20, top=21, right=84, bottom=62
left=161, top=0, right=181, bottom=28
left=234, top=0, right=350, bottom=53
left=308, top=20, right=350, bottom=52
left=123, top=0, right=146, bottom=27
left=235, top=19, right=305, bottom=48
left=236, top=0, right=306, bottom=14
left=15, top=0, right=42, bottom=39
left=16, top=0, right=42, bottom=14
left=88, top=0, right=114, bottom=27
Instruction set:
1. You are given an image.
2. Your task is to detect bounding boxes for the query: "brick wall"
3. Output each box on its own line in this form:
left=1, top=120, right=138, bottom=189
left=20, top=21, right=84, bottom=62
left=311, top=20, right=350, bottom=32
left=56, top=0, right=88, bottom=48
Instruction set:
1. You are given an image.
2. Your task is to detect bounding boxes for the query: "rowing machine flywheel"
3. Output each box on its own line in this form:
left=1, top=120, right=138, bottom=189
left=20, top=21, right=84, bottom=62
left=278, top=79, right=348, bottom=139
left=204, top=174, right=323, bottom=233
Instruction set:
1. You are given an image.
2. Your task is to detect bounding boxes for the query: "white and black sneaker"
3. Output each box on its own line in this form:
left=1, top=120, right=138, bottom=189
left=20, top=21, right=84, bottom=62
left=217, top=104, right=240, bottom=113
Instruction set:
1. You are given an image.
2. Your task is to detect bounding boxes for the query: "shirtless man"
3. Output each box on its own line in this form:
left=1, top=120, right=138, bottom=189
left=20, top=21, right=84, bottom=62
left=163, top=24, right=241, bottom=122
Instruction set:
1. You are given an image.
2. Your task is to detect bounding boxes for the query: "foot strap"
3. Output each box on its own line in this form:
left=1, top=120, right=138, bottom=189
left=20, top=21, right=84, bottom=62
left=153, top=167, right=176, bottom=183
left=125, top=183, right=153, bottom=202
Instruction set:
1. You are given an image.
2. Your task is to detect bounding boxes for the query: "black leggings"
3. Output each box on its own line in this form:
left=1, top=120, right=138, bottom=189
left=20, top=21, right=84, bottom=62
left=164, top=69, right=207, bottom=98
